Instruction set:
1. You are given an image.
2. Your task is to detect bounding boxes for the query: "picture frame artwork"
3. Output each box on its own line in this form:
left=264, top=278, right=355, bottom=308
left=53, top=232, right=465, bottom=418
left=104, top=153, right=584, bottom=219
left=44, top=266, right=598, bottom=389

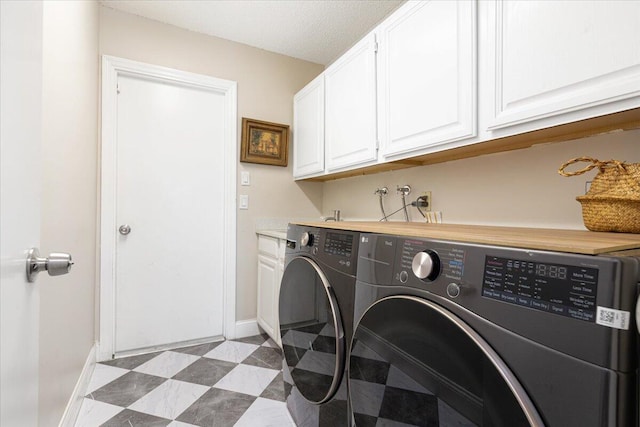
left=240, top=117, right=289, bottom=167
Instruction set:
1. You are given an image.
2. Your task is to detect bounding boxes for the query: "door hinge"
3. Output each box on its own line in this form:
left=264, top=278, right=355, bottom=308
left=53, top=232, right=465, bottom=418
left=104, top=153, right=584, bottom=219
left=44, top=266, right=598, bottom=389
left=374, top=41, right=379, bottom=53
left=117, top=84, right=120, bottom=95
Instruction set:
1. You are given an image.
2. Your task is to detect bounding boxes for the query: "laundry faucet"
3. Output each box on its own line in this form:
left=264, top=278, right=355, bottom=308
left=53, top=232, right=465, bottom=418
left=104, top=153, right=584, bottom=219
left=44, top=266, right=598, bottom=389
left=325, top=210, right=341, bottom=222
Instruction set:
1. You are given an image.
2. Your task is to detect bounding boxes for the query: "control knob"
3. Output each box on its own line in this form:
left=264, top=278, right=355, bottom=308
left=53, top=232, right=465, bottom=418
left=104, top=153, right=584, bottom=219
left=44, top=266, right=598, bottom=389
left=411, top=250, right=440, bottom=281
left=300, top=232, right=314, bottom=247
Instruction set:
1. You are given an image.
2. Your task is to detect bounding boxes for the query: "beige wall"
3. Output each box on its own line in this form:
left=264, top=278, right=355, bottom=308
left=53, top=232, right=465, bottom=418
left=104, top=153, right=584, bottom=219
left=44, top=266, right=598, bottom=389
left=98, top=6, right=324, bottom=322
left=40, top=1, right=99, bottom=426
left=323, top=129, right=640, bottom=228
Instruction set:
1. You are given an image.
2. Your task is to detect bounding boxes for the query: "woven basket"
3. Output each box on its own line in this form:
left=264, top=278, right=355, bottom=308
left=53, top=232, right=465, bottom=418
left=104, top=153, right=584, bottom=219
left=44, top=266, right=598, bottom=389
left=558, top=157, right=640, bottom=233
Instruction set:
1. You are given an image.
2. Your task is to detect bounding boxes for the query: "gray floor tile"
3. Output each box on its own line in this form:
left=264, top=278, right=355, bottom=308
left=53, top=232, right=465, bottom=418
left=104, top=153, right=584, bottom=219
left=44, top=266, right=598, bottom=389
left=88, top=371, right=166, bottom=407
left=172, top=357, right=237, bottom=387
left=176, top=388, right=256, bottom=427
left=242, top=346, right=283, bottom=370
left=234, top=333, right=269, bottom=345
left=259, top=371, right=286, bottom=402
left=99, top=351, right=162, bottom=370
left=172, top=341, right=224, bottom=356
left=100, top=409, right=171, bottom=427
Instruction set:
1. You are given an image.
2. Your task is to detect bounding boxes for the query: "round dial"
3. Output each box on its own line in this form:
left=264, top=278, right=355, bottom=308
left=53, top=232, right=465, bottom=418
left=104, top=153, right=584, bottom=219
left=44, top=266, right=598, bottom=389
left=411, top=250, right=440, bottom=281
left=300, top=232, right=314, bottom=247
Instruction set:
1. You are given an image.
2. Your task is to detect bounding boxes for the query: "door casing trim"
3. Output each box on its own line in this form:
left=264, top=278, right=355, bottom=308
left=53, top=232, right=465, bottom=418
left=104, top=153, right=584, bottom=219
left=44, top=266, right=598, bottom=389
left=98, top=55, right=237, bottom=361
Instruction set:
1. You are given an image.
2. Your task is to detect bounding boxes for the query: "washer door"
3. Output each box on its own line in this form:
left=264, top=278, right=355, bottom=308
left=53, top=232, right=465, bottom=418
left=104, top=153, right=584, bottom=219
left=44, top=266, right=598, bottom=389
left=349, top=296, right=545, bottom=427
left=279, top=256, right=345, bottom=404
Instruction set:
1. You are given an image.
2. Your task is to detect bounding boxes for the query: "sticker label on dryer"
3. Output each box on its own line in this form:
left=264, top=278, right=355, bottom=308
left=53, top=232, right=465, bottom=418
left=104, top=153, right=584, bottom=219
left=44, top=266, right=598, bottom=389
left=596, top=306, right=630, bottom=330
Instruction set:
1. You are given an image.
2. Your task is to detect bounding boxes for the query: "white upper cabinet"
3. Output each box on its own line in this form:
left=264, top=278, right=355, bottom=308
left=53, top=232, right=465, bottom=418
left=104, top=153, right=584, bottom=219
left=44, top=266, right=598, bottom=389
left=487, top=1, right=640, bottom=130
left=325, top=33, right=378, bottom=171
left=293, top=74, right=325, bottom=179
left=379, top=0, right=477, bottom=159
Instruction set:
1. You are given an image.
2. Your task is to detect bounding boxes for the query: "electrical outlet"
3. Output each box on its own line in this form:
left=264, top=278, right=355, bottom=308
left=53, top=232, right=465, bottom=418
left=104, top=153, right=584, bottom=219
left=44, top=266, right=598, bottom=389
left=420, top=191, right=432, bottom=211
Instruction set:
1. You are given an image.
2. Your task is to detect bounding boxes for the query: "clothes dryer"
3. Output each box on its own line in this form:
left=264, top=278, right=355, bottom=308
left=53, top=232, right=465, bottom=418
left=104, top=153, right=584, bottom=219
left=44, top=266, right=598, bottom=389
left=279, top=224, right=358, bottom=426
left=349, top=233, right=639, bottom=426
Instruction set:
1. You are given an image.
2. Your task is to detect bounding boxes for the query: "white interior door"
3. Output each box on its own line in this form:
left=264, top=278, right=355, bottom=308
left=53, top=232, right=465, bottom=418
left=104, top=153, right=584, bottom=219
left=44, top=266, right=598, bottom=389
left=0, top=2, right=43, bottom=425
left=113, top=72, right=227, bottom=355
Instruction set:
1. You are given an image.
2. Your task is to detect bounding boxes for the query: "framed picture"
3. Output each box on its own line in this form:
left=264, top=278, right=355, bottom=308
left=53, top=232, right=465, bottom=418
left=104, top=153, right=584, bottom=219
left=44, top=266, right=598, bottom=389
left=240, top=118, right=289, bottom=167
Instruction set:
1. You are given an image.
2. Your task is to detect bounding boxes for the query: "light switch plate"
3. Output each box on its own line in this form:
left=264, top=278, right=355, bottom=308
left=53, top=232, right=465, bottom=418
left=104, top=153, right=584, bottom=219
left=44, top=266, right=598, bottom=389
left=241, top=171, right=250, bottom=186
left=239, top=195, right=249, bottom=210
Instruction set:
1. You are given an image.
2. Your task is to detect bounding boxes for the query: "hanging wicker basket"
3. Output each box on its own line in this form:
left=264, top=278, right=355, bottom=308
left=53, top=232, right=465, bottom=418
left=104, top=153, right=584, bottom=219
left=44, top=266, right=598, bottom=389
left=558, top=157, right=640, bottom=233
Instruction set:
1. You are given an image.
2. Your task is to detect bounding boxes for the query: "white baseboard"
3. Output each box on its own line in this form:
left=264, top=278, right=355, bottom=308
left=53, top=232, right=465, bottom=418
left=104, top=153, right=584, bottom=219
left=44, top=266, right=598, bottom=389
left=58, top=344, right=96, bottom=427
left=234, top=319, right=261, bottom=339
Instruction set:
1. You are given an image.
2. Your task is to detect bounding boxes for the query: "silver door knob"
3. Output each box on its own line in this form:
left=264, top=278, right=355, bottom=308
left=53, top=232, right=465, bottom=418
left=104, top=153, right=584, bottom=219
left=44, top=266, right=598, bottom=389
left=119, top=224, right=131, bottom=235
left=26, top=248, right=74, bottom=282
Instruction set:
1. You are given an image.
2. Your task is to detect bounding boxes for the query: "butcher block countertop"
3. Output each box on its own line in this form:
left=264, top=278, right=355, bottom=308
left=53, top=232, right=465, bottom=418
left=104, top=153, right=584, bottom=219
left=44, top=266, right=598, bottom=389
left=292, top=221, right=640, bottom=255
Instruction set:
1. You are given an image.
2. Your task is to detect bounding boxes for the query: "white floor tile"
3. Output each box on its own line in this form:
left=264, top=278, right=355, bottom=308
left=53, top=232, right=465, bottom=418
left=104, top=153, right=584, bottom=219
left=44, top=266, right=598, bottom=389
left=86, top=364, right=129, bottom=394
left=74, top=398, right=123, bottom=427
left=214, top=364, right=279, bottom=397
left=133, top=351, right=199, bottom=378
left=167, top=421, right=199, bottom=427
left=203, top=340, right=259, bottom=363
left=233, top=397, right=295, bottom=427
left=128, top=379, right=209, bottom=420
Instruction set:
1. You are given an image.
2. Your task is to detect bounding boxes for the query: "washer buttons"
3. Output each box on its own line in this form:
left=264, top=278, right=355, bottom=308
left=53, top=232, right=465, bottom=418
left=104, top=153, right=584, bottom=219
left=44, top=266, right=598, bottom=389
left=446, top=283, right=461, bottom=298
left=399, top=270, right=409, bottom=283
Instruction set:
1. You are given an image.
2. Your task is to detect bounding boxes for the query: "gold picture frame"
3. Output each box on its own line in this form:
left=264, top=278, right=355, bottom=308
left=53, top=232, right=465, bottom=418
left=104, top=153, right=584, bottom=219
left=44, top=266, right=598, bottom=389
left=240, top=118, right=289, bottom=167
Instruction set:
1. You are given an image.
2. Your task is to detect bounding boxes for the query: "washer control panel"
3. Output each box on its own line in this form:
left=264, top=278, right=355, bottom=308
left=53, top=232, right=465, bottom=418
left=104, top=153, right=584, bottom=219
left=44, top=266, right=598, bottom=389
left=482, top=255, right=599, bottom=323
left=356, top=233, right=634, bottom=327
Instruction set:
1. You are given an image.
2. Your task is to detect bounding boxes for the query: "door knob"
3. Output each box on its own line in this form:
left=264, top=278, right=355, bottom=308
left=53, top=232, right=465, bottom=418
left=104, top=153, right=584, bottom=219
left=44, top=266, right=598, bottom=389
left=119, top=224, right=131, bottom=235
left=26, top=248, right=74, bottom=282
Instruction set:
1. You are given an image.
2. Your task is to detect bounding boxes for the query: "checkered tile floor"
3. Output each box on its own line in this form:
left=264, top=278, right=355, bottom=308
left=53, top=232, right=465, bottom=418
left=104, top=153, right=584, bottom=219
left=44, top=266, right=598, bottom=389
left=349, top=338, right=475, bottom=427
left=75, top=334, right=295, bottom=427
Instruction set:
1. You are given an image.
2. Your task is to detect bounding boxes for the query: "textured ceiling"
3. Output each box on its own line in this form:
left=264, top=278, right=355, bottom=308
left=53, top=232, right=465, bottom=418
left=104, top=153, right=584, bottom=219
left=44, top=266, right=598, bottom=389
left=100, top=0, right=404, bottom=65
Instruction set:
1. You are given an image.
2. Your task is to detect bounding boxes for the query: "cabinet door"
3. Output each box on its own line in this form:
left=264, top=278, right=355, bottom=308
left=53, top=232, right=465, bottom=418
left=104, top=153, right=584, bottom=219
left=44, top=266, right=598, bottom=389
left=379, top=0, right=476, bottom=159
left=257, top=254, right=278, bottom=341
left=488, top=1, right=640, bottom=130
left=325, top=33, right=378, bottom=171
left=293, top=74, right=324, bottom=178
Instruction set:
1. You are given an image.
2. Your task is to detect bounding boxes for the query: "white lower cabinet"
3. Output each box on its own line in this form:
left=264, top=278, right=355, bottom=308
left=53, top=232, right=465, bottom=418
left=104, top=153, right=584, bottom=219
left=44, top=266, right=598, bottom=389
left=256, top=234, right=285, bottom=346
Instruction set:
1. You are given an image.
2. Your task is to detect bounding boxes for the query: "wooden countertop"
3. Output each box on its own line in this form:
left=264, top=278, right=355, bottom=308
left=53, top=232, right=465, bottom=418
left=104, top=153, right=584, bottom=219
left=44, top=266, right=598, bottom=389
left=292, top=221, right=640, bottom=255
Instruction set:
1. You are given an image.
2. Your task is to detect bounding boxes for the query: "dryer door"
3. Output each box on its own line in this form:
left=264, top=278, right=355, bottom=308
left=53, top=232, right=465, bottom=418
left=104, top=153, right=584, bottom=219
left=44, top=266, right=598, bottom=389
left=349, top=296, right=545, bottom=427
left=279, top=256, right=345, bottom=404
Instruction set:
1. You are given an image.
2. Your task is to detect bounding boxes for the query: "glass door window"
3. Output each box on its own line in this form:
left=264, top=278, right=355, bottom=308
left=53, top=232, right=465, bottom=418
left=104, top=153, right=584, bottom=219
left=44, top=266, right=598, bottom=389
left=349, top=296, right=544, bottom=426
left=279, top=256, right=345, bottom=404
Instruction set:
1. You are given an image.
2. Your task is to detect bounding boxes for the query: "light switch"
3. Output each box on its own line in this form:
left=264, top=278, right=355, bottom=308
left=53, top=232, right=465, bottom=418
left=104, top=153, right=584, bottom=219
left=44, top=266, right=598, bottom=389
left=239, top=195, right=249, bottom=210
left=241, top=171, right=250, bottom=186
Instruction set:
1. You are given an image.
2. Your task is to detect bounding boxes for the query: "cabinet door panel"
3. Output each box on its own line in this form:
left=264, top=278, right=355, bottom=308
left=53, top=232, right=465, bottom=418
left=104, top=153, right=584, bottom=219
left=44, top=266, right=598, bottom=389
left=257, top=254, right=278, bottom=340
left=325, top=33, right=378, bottom=171
left=293, top=75, right=324, bottom=178
left=489, top=1, right=640, bottom=129
left=379, top=0, right=476, bottom=158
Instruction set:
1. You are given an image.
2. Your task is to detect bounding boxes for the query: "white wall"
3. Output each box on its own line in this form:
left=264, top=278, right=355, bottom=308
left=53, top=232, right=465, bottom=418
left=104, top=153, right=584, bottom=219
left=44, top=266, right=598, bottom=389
left=98, top=6, right=324, bottom=322
left=40, top=1, right=99, bottom=425
left=323, top=129, right=640, bottom=229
